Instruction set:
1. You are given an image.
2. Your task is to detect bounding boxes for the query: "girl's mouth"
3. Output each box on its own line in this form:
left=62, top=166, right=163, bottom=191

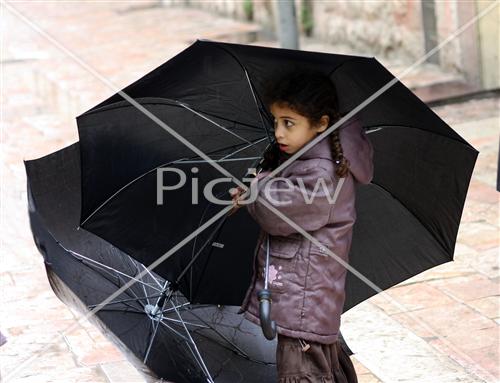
left=279, top=144, right=288, bottom=151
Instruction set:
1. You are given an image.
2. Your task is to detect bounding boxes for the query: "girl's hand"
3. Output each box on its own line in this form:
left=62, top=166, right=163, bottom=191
left=228, top=170, right=270, bottom=216
left=228, top=186, right=246, bottom=216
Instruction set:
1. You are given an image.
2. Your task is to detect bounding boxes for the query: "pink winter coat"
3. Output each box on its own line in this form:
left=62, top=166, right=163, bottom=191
left=237, top=116, right=374, bottom=344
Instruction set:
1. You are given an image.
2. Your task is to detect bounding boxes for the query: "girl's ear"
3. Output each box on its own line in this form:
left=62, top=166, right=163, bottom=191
left=317, top=115, right=330, bottom=133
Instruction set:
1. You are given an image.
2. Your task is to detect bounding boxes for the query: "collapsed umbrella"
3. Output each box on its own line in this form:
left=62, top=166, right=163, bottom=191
left=25, top=143, right=283, bottom=382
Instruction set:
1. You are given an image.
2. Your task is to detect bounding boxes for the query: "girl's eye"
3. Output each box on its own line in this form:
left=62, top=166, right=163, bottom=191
left=273, top=119, right=293, bottom=128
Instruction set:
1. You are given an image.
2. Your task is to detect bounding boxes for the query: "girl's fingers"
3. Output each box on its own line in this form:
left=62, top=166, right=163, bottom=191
left=229, top=187, right=244, bottom=198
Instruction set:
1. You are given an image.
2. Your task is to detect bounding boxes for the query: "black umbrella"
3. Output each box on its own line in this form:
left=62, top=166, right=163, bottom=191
left=75, top=39, right=478, bottom=315
left=25, top=143, right=284, bottom=382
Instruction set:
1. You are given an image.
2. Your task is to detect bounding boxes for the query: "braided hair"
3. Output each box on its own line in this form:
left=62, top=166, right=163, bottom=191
left=260, top=67, right=350, bottom=178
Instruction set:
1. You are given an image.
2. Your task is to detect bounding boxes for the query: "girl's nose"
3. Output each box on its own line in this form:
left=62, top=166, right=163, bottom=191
left=274, top=125, right=284, bottom=139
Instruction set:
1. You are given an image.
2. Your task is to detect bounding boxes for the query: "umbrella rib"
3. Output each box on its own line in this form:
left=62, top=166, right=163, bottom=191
left=66, top=248, right=162, bottom=292
left=160, top=301, right=223, bottom=315
left=175, top=136, right=268, bottom=167
left=160, top=301, right=192, bottom=314
left=115, top=274, right=150, bottom=310
left=84, top=96, right=267, bottom=138
left=68, top=252, right=151, bottom=304
left=172, top=156, right=261, bottom=164
left=143, top=316, right=161, bottom=364
left=175, top=211, right=228, bottom=285
left=188, top=189, right=227, bottom=302
left=212, top=42, right=274, bottom=143
left=91, top=308, right=144, bottom=315
left=158, top=319, right=191, bottom=342
left=184, top=341, right=213, bottom=382
left=361, top=123, right=479, bottom=148
left=139, top=263, right=164, bottom=289
left=243, top=68, right=273, bottom=143
left=160, top=316, right=210, bottom=329
left=186, top=309, right=251, bottom=359
left=370, top=181, right=450, bottom=256
left=126, top=255, right=163, bottom=301
left=326, top=57, right=360, bottom=78
left=139, top=273, right=151, bottom=306
left=217, top=136, right=268, bottom=160
left=129, top=261, right=156, bottom=305
left=88, top=294, right=161, bottom=309
left=157, top=307, right=214, bottom=378
left=66, top=256, right=147, bottom=310
left=113, top=262, right=146, bottom=305
left=164, top=296, right=247, bottom=359
left=169, top=308, right=263, bottom=365
left=170, top=300, right=214, bottom=382
left=177, top=101, right=253, bottom=145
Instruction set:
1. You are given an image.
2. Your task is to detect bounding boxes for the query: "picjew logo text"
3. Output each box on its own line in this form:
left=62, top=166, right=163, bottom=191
left=156, top=167, right=343, bottom=206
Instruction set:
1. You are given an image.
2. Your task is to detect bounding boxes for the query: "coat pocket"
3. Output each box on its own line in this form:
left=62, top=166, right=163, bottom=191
left=258, top=236, right=301, bottom=293
left=260, top=236, right=302, bottom=259
left=309, top=241, right=332, bottom=257
left=308, top=241, right=346, bottom=286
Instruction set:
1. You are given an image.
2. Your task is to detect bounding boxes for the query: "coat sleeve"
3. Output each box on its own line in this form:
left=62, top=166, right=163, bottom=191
left=244, top=165, right=335, bottom=237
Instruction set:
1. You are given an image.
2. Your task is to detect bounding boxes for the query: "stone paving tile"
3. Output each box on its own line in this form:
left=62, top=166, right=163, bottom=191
left=429, top=273, right=499, bottom=302
left=467, top=344, right=500, bottom=381
left=370, top=282, right=457, bottom=316
left=457, top=221, right=499, bottom=252
left=432, top=325, right=498, bottom=351
left=391, top=296, right=495, bottom=339
left=343, top=301, right=486, bottom=382
left=100, top=361, right=150, bottom=383
left=470, top=247, right=500, bottom=280
left=390, top=301, right=498, bottom=381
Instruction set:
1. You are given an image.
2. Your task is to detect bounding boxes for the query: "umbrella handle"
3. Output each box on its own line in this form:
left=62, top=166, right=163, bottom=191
left=258, top=233, right=277, bottom=340
left=258, top=289, right=276, bottom=340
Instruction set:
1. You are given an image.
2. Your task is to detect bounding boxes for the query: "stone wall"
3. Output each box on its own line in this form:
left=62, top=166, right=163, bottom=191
left=312, top=1, right=424, bottom=63
left=160, top=0, right=494, bottom=86
left=433, top=1, right=462, bottom=74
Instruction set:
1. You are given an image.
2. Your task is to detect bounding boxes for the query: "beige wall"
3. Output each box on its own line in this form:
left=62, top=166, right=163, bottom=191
left=476, top=0, right=499, bottom=89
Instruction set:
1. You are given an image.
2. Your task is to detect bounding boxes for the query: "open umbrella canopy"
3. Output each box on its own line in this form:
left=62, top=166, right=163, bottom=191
left=25, top=143, right=281, bottom=382
left=76, top=39, right=478, bottom=311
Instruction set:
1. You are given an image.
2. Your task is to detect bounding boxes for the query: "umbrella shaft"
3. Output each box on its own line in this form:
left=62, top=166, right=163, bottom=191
left=264, top=234, right=270, bottom=289
left=151, top=284, right=172, bottom=316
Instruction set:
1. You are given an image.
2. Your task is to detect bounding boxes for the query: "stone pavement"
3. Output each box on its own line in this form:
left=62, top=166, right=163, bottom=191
left=1, top=2, right=498, bottom=382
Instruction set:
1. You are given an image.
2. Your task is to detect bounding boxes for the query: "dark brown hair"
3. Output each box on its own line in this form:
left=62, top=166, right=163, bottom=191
left=259, top=67, right=350, bottom=178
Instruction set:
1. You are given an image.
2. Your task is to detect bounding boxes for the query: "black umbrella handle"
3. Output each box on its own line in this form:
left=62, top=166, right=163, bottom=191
left=258, top=233, right=277, bottom=340
left=258, top=289, right=277, bottom=340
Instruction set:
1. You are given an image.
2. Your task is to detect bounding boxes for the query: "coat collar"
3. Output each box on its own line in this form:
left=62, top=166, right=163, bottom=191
left=297, top=134, right=332, bottom=161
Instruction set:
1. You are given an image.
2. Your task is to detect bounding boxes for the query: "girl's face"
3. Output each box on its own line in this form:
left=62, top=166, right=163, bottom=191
left=270, top=102, right=329, bottom=155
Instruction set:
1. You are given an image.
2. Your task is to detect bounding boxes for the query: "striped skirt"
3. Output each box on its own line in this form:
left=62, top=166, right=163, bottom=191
left=276, top=333, right=358, bottom=383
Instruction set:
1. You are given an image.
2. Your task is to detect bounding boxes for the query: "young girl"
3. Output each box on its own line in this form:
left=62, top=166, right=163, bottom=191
left=231, top=68, right=374, bottom=382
